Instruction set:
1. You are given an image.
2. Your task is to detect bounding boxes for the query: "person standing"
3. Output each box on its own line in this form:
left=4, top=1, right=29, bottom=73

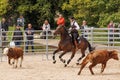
left=1, top=18, right=9, bottom=31
left=17, top=15, right=25, bottom=27
left=12, top=25, right=23, bottom=47
left=81, top=20, right=88, bottom=38
left=25, top=23, right=34, bottom=52
left=108, top=21, right=114, bottom=46
left=57, top=14, right=65, bottom=27
left=1, top=18, right=9, bottom=46
left=69, top=16, right=80, bottom=51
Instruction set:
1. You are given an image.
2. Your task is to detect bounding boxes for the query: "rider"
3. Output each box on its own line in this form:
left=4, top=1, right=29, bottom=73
left=69, top=16, right=80, bottom=51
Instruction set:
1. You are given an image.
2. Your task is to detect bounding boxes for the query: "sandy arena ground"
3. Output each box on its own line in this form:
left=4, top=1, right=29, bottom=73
left=0, top=52, right=120, bottom=80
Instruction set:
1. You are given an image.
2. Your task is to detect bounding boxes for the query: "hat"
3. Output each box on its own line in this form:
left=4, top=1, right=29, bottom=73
left=69, top=16, right=74, bottom=19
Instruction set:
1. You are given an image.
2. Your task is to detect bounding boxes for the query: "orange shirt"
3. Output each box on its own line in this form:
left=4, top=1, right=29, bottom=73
left=57, top=17, right=65, bottom=26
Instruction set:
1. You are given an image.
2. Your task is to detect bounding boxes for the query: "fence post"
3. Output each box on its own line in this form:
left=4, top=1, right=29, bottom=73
left=0, top=21, right=2, bottom=62
left=90, top=27, right=94, bottom=46
left=108, top=28, right=110, bottom=48
left=45, top=30, right=49, bottom=60
left=23, top=31, right=26, bottom=54
left=113, top=28, right=115, bottom=47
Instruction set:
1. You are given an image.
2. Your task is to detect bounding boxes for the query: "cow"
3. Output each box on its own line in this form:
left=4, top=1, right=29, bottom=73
left=78, top=49, right=119, bottom=75
left=3, top=47, right=23, bottom=68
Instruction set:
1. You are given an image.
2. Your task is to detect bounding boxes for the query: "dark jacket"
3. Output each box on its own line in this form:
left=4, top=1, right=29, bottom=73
left=12, top=29, right=23, bottom=40
left=1, top=22, right=9, bottom=31
left=25, top=28, right=34, bottom=40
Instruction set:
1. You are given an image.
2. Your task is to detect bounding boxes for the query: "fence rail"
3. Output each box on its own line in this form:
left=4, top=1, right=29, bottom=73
left=83, top=28, right=120, bottom=49
left=0, top=28, right=120, bottom=61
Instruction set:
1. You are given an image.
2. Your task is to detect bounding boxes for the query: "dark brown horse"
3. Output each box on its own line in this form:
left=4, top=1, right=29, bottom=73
left=53, top=26, right=94, bottom=67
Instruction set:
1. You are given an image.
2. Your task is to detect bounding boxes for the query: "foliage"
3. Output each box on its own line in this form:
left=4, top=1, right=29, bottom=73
left=0, top=0, right=120, bottom=29
left=62, top=0, right=120, bottom=27
left=0, top=0, right=8, bottom=16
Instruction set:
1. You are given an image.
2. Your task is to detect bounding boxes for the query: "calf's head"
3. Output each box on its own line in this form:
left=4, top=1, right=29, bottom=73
left=3, top=48, right=9, bottom=54
left=3, top=48, right=14, bottom=55
left=109, top=50, right=119, bottom=60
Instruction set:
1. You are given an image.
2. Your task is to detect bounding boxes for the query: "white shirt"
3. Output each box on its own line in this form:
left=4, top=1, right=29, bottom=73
left=42, top=24, right=50, bottom=31
left=70, top=21, right=80, bottom=30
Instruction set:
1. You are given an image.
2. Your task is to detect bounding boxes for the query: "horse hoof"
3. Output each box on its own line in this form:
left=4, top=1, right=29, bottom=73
left=12, top=62, right=14, bottom=64
left=64, top=64, right=67, bottom=67
left=63, top=60, right=66, bottom=63
left=78, top=73, right=80, bottom=75
left=76, top=63, right=79, bottom=65
left=53, top=60, right=56, bottom=64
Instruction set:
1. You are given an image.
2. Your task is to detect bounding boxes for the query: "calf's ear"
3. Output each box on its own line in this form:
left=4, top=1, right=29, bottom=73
left=8, top=48, right=13, bottom=53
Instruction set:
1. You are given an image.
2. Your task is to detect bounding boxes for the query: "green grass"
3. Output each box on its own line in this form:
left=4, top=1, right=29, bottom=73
left=7, top=26, right=24, bottom=41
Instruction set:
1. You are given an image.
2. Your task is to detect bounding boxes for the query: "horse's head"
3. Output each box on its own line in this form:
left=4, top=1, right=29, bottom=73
left=53, top=25, right=65, bottom=35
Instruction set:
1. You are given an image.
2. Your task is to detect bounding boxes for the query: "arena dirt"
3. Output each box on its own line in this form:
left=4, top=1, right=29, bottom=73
left=0, top=53, right=120, bottom=80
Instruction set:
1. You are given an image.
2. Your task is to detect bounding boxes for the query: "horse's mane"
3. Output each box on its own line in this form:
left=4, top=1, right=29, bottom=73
left=63, top=27, right=70, bottom=36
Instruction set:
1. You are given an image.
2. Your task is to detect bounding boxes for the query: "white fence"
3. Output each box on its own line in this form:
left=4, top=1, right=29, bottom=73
left=0, top=28, right=120, bottom=61
left=0, top=30, right=55, bottom=61
left=82, top=28, right=120, bottom=49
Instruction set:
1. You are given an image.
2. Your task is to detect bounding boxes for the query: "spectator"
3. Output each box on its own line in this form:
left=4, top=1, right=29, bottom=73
left=57, top=14, right=65, bottom=27
left=69, top=16, right=80, bottom=51
left=25, top=23, right=34, bottom=52
left=17, top=15, right=25, bottom=27
left=41, top=20, right=51, bottom=39
left=1, top=18, right=9, bottom=31
left=12, top=25, right=23, bottom=47
left=108, top=21, right=114, bottom=46
left=81, top=20, right=88, bottom=38
left=1, top=18, right=9, bottom=46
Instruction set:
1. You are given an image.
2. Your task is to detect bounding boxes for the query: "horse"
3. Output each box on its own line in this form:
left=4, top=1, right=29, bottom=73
left=53, top=26, right=94, bottom=67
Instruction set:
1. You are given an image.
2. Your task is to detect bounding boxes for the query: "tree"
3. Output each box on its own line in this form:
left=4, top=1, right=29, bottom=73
left=0, top=0, right=8, bottom=17
left=62, top=0, right=120, bottom=27
left=5, top=0, right=67, bottom=29
left=2, top=0, right=120, bottom=28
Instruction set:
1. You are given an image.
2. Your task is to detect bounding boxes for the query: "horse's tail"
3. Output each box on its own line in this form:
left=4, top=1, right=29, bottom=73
left=82, top=37, right=93, bottom=52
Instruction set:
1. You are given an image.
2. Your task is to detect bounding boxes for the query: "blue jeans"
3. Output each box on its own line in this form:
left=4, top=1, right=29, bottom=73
left=25, top=40, right=34, bottom=52
left=15, top=41, right=21, bottom=47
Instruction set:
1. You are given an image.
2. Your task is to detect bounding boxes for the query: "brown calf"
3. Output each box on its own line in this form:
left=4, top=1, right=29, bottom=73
left=78, top=49, right=119, bottom=75
left=3, top=47, right=23, bottom=68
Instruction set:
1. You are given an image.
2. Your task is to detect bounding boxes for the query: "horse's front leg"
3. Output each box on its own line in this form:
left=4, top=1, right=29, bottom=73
left=65, top=49, right=76, bottom=67
left=76, top=50, right=85, bottom=65
left=53, top=49, right=60, bottom=64
left=59, top=51, right=67, bottom=64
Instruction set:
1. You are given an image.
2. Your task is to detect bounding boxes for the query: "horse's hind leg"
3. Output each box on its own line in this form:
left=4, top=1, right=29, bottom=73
left=59, top=51, right=66, bottom=63
left=76, top=49, right=85, bottom=65
left=53, top=49, right=60, bottom=64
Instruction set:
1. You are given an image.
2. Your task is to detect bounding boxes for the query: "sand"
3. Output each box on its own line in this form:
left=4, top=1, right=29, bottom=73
left=0, top=53, right=120, bottom=80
